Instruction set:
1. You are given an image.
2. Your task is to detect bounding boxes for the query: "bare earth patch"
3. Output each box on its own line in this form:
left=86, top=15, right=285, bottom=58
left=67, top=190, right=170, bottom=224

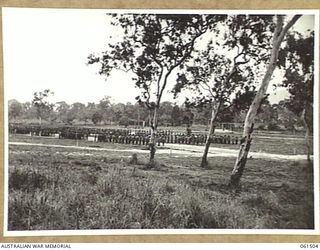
left=9, top=141, right=311, bottom=161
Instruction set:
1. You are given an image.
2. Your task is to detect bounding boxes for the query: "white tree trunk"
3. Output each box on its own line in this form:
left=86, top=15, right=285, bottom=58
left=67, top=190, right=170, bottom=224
left=302, top=105, right=313, bottom=162
left=230, top=15, right=301, bottom=188
left=39, top=116, right=42, bottom=136
left=200, top=101, right=221, bottom=168
left=149, top=107, right=158, bottom=166
left=148, top=68, right=168, bottom=167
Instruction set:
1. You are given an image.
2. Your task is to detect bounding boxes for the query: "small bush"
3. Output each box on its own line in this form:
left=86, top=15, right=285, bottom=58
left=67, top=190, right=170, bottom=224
left=241, top=190, right=282, bottom=216
left=81, top=172, right=98, bottom=185
left=163, top=181, right=175, bottom=193
left=73, top=160, right=98, bottom=167
left=267, top=123, right=281, bottom=131
left=9, top=167, right=51, bottom=191
left=129, top=153, right=138, bottom=165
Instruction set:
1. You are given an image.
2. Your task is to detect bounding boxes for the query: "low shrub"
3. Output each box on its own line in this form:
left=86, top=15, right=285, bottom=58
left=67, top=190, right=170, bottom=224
left=9, top=167, right=51, bottom=191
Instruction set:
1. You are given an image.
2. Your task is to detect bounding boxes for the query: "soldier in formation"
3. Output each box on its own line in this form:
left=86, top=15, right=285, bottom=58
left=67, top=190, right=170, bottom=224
left=9, top=124, right=239, bottom=146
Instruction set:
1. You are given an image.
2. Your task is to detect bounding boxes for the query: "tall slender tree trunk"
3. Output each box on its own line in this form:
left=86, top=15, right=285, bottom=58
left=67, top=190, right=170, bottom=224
left=148, top=111, right=152, bottom=127
left=148, top=107, right=158, bottom=167
left=230, top=124, right=254, bottom=187
left=200, top=102, right=221, bottom=168
left=302, top=104, right=313, bottom=163
left=229, top=15, right=301, bottom=188
left=305, top=123, right=312, bottom=162
left=147, top=67, right=170, bottom=167
left=39, top=116, right=42, bottom=136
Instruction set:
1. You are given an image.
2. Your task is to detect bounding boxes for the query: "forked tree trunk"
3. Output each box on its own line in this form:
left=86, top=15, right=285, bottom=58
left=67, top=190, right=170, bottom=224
left=229, top=15, right=301, bottom=188
left=200, top=102, right=221, bottom=168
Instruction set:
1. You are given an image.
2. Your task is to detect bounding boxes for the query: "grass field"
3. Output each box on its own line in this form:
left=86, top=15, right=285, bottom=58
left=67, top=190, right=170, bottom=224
left=9, top=130, right=311, bottom=155
left=7, top=134, right=314, bottom=230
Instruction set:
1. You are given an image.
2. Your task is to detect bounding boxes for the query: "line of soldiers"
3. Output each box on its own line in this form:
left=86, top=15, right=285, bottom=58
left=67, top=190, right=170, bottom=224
left=93, top=133, right=239, bottom=146
left=9, top=124, right=239, bottom=146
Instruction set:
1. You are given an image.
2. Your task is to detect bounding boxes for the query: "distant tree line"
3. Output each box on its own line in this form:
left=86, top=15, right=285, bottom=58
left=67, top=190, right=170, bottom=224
left=9, top=94, right=306, bottom=132
left=8, top=95, right=193, bottom=127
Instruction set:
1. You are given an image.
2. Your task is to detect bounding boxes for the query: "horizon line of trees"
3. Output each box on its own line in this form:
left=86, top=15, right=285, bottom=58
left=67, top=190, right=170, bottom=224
left=8, top=94, right=308, bottom=133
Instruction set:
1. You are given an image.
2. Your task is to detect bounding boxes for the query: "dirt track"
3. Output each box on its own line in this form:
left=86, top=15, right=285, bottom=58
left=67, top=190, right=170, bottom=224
left=9, top=141, right=311, bottom=161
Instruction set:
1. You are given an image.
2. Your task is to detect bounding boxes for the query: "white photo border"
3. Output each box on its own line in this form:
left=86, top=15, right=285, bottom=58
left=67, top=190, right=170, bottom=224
left=2, top=7, right=319, bottom=237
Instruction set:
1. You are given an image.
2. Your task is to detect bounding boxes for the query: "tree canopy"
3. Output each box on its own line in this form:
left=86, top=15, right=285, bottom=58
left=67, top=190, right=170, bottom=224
left=32, top=89, right=54, bottom=124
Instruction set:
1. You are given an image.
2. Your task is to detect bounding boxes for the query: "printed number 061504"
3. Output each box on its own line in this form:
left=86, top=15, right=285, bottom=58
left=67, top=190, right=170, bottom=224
left=300, top=244, right=319, bottom=248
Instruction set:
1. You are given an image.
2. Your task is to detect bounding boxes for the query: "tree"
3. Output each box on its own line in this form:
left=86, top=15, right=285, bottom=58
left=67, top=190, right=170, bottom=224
left=176, top=49, right=253, bottom=167
left=8, top=99, right=23, bottom=120
left=124, top=102, right=138, bottom=125
left=84, top=102, right=98, bottom=124
left=158, top=101, right=173, bottom=126
left=174, top=15, right=275, bottom=167
left=68, top=102, right=86, bottom=124
left=182, top=105, right=194, bottom=133
left=279, top=31, right=314, bottom=161
left=32, top=89, right=54, bottom=126
left=119, top=116, right=130, bottom=127
left=191, top=103, right=211, bottom=125
left=171, top=105, right=182, bottom=126
left=21, top=101, right=37, bottom=120
left=55, top=101, right=72, bottom=124
left=230, top=15, right=302, bottom=188
left=92, top=111, right=103, bottom=125
left=98, top=96, right=112, bottom=124
left=112, top=103, right=126, bottom=123
left=134, top=102, right=148, bottom=127
left=255, top=101, right=275, bottom=128
left=88, top=13, right=225, bottom=166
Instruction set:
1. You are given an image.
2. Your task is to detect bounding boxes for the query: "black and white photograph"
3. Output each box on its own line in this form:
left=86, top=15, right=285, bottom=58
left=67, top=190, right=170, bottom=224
left=2, top=8, right=319, bottom=235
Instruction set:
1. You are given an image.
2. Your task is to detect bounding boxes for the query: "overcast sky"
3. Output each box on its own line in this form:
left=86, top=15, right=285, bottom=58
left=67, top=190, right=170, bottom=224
left=2, top=8, right=316, bottom=105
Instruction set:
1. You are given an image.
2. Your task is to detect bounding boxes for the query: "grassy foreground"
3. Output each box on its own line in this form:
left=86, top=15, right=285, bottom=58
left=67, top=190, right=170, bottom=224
left=8, top=136, right=314, bottom=230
